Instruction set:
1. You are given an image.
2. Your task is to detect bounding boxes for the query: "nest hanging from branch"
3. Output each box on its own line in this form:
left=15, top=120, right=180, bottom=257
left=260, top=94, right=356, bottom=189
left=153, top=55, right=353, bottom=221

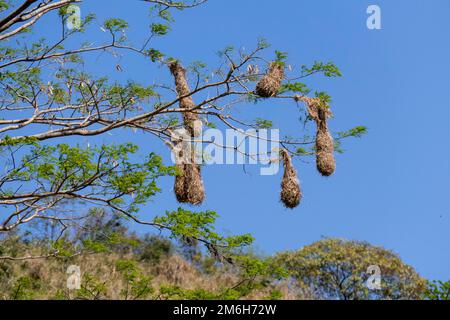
left=168, top=60, right=201, bottom=137
left=307, top=99, right=336, bottom=176
left=255, top=62, right=285, bottom=98
left=173, top=148, right=205, bottom=205
left=169, top=60, right=205, bottom=205
left=174, top=163, right=205, bottom=205
left=280, top=149, right=302, bottom=209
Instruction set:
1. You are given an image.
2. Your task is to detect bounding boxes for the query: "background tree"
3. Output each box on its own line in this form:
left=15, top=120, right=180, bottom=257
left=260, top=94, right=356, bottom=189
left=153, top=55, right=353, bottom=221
left=424, top=280, right=450, bottom=300
left=276, top=238, right=427, bottom=300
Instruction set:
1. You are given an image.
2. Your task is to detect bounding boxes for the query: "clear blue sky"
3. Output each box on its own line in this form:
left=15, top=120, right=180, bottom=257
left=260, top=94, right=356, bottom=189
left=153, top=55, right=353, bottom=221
left=33, top=0, right=450, bottom=281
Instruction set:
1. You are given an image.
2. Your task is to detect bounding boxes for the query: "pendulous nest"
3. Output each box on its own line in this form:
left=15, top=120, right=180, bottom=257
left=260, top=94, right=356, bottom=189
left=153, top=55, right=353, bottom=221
left=174, top=149, right=205, bottom=205
left=280, top=149, right=302, bottom=209
left=255, top=62, right=285, bottom=98
left=168, top=60, right=201, bottom=137
left=169, top=61, right=205, bottom=205
left=307, top=100, right=336, bottom=176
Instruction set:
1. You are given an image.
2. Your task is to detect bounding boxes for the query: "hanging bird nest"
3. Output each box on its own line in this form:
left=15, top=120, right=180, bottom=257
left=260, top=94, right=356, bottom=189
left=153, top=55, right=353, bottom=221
left=174, top=163, right=205, bottom=205
left=280, top=149, right=302, bottom=209
left=306, top=99, right=336, bottom=176
left=169, top=61, right=205, bottom=205
left=173, top=148, right=205, bottom=205
left=168, top=60, right=201, bottom=137
left=315, top=120, right=336, bottom=177
left=255, top=62, right=285, bottom=98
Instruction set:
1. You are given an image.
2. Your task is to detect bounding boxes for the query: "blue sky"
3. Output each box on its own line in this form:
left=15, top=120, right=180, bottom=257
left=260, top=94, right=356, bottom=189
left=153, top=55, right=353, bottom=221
left=26, top=0, right=450, bottom=281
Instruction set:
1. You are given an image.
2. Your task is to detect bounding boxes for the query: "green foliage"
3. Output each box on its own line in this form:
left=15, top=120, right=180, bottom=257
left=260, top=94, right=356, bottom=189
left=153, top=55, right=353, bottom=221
left=0, top=0, right=9, bottom=11
left=234, top=254, right=287, bottom=280
left=154, top=209, right=221, bottom=242
left=274, top=50, right=288, bottom=66
left=11, top=276, right=38, bottom=300
left=333, top=139, right=344, bottom=154
left=145, top=48, right=165, bottom=62
left=266, top=289, right=283, bottom=300
left=424, top=280, right=450, bottom=300
left=277, top=238, right=427, bottom=300
left=257, top=37, right=271, bottom=50
left=159, top=285, right=217, bottom=300
left=154, top=208, right=254, bottom=251
left=82, top=239, right=109, bottom=254
left=280, top=82, right=311, bottom=95
left=338, top=126, right=368, bottom=139
left=0, top=45, right=18, bottom=60
left=149, top=3, right=176, bottom=22
left=116, top=259, right=153, bottom=299
left=295, top=147, right=311, bottom=156
left=0, top=136, right=38, bottom=148
left=104, top=18, right=129, bottom=32
left=275, top=50, right=288, bottom=62
left=58, top=5, right=70, bottom=16
left=1, top=142, right=176, bottom=214
left=76, top=274, right=107, bottom=300
left=138, top=236, right=174, bottom=264
left=52, top=238, right=78, bottom=258
left=150, top=23, right=171, bottom=36
left=217, top=45, right=235, bottom=58
left=58, top=5, right=96, bottom=33
left=188, top=60, right=207, bottom=72
left=205, top=121, right=217, bottom=129
left=302, top=61, right=342, bottom=77
left=106, top=82, right=157, bottom=108
left=314, top=91, right=332, bottom=104
left=0, top=67, right=43, bottom=101
left=255, top=118, right=273, bottom=129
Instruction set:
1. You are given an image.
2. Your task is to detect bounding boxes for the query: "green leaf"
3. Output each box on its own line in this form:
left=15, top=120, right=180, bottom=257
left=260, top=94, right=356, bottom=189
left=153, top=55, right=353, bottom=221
left=104, top=18, right=128, bottom=32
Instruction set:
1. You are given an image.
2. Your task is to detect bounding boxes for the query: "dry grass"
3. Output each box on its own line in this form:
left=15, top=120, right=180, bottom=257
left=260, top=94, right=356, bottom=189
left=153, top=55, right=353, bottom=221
left=0, top=252, right=311, bottom=300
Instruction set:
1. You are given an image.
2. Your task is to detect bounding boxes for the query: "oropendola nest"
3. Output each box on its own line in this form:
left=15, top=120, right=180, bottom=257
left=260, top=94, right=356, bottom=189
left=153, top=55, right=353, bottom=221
left=280, top=149, right=302, bottom=209
left=173, top=148, right=205, bottom=205
left=169, top=60, right=205, bottom=205
left=307, top=100, right=336, bottom=177
left=168, top=60, right=201, bottom=137
left=255, top=62, right=285, bottom=98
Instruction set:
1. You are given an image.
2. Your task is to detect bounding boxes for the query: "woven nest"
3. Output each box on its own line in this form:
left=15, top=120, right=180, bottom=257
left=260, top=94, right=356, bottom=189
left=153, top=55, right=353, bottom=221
left=168, top=60, right=200, bottom=137
left=174, top=159, right=205, bottom=205
left=255, top=62, right=285, bottom=98
left=307, top=100, right=336, bottom=176
left=169, top=60, right=205, bottom=205
left=280, top=149, right=302, bottom=209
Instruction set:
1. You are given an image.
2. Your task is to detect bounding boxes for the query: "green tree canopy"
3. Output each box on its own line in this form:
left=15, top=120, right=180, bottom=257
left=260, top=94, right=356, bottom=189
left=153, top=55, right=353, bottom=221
left=276, top=238, right=427, bottom=300
left=424, top=280, right=450, bottom=300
